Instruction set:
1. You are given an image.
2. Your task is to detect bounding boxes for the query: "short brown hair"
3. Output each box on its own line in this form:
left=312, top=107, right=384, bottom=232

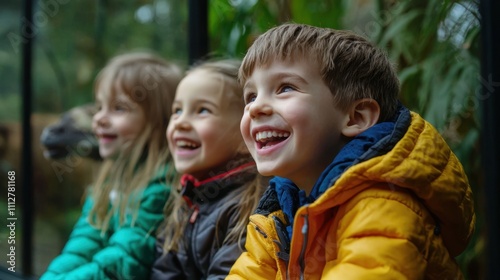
left=240, top=23, right=400, bottom=122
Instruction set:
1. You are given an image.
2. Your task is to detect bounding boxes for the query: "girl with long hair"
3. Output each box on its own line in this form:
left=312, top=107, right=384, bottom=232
left=151, top=59, right=266, bottom=280
left=41, top=51, right=183, bottom=280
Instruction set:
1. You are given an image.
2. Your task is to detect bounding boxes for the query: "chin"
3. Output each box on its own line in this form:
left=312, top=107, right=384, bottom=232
left=256, top=165, right=278, bottom=177
left=99, top=150, right=117, bottom=160
left=173, top=165, right=191, bottom=176
left=99, top=151, right=108, bottom=159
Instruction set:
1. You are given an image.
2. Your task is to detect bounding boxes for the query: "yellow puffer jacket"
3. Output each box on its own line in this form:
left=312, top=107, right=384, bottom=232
left=227, top=112, right=475, bottom=280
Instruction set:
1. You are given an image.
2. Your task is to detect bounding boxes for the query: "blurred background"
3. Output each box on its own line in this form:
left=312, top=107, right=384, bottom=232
left=0, top=0, right=489, bottom=279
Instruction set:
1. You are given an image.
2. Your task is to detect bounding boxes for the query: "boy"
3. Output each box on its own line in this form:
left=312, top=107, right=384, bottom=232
left=228, top=23, right=475, bottom=279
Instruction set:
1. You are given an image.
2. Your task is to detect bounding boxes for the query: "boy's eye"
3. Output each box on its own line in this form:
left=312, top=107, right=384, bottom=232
left=198, top=107, right=211, bottom=114
left=279, top=85, right=294, bottom=93
left=244, top=93, right=256, bottom=105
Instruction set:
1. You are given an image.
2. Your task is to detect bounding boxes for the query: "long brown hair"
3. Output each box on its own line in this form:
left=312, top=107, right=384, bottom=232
left=89, top=51, right=183, bottom=232
left=161, top=59, right=266, bottom=252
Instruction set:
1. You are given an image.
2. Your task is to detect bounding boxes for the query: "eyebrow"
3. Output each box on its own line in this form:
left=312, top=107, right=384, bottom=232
left=175, top=98, right=220, bottom=109
left=244, top=71, right=309, bottom=89
left=273, top=72, right=309, bottom=84
left=114, top=97, right=134, bottom=106
left=196, top=98, right=220, bottom=109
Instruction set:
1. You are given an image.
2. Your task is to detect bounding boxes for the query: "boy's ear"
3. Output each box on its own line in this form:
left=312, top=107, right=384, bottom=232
left=342, top=98, right=380, bottom=138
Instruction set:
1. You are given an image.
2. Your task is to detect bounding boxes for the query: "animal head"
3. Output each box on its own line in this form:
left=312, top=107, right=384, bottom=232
left=40, top=103, right=101, bottom=160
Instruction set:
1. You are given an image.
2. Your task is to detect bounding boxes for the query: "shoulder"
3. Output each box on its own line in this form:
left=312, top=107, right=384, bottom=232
left=346, top=185, right=425, bottom=216
left=138, top=166, right=172, bottom=209
left=148, top=164, right=173, bottom=185
left=144, top=164, right=174, bottom=193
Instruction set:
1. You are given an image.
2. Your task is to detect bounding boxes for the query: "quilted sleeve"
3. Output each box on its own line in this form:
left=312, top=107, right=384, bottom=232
left=150, top=234, right=186, bottom=280
left=39, top=197, right=110, bottom=280
left=40, top=182, right=170, bottom=280
left=205, top=206, right=246, bottom=280
left=322, top=188, right=428, bottom=279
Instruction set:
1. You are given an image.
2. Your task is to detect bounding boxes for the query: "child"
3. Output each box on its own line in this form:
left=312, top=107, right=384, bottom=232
left=40, top=51, right=183, bottom=280
left=151, top=59, right=266, bottom=279
left=228, top=23, right=475, bottom=279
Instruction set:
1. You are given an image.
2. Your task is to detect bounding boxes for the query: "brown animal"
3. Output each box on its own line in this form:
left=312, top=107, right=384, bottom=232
left=2, top=108, right=98, bottom=211
left=1, top=106, right=102, bottom=274
left=1, top=103, right=101, bottom=239
left=40, top=103, right=101, bottom=161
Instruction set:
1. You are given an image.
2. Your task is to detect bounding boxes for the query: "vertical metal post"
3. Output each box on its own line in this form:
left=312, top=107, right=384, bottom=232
left=95, top=0, right=108, bottom=68
left=188, top=0, right=208, bottom=65
left=21, top=0, right=34, bottom=276
left=479, top=0, right=500, bottom=279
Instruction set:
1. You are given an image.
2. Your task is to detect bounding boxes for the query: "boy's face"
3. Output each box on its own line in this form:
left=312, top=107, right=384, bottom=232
left=241, top=58, right=348, bottom=192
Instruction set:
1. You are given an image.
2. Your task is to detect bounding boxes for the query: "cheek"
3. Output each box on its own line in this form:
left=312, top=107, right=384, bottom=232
left=126, top=122, right=143, bottom=136
left=117, top=125, right=140, bottom=143
left=240, top=114, right=251, bottom=140
left=283, top=105, right=311, bottom=128
left=166, top=124, right=174, bottom=143
left=196, top=125, right=216, bottom=146
left=91, top=113, right=101, bottom=131
left=91, top=120, right=97, bottom=133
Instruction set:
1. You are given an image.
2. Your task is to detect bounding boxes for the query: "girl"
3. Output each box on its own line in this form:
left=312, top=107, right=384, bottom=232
left=151, top=59, right=266, bottom=280
left=40, top=51, right=183, bottom=280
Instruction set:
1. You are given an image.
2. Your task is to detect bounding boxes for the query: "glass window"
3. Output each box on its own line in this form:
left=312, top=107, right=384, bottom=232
left=0, top=0, right=188, bottom=277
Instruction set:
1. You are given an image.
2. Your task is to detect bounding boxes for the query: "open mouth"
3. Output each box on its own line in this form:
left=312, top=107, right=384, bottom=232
left=176, top=139, right=200, bottom=150
left=98, top=134, right=117, bottom=141
left=255, top=130, right=290, bottom=149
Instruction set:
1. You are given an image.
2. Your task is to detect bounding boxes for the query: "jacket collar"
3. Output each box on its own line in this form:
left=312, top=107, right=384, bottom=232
left=180, top=160, right=256, bottom=207
left=269, top=104, right=411, bottom=240
left=309, top=104, right=411, bottom=199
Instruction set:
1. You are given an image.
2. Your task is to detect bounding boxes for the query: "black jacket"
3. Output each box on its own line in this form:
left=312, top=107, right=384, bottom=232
left=151, top=162, right=257, bottom=280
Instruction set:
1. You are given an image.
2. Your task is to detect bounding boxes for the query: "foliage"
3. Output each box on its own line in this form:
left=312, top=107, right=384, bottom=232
left=208, top=0, right=346, bottom=57
left=370, top=1, right=481, bottom=278
left=0, top=0, right=189, bottom=118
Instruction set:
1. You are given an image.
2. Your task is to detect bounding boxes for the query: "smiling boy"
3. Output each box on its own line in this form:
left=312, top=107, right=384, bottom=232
left=228, top=23, right=475, bottom=279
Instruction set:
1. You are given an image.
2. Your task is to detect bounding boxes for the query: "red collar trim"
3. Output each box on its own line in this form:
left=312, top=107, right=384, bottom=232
left=180, top=161, right=256, bottom=188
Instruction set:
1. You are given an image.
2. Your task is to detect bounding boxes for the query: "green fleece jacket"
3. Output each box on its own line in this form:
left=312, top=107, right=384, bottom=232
left=40, top=165, right=172, bottom=280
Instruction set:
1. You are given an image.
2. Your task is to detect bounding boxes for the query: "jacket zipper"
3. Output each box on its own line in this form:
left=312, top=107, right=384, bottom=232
left=272, top=215, right=291, bottom=279
left=188, top=206, right=203, bottom=274
left=251, top=216, right=289, bottom=279
left=298, top=213, right=309, bottom=280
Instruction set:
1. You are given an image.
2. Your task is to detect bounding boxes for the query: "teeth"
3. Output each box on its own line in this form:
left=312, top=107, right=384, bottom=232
left=176, top=140, right=198, bottom=148
left=255, top=131, right=290, bottom=141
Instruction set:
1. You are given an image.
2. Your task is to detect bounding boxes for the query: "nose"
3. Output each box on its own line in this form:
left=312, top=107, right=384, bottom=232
left=171, top=113, right=192, bottom=131
left=93, top=110, right=109, bottom=128
left=248, top=95, right=273, bottom=119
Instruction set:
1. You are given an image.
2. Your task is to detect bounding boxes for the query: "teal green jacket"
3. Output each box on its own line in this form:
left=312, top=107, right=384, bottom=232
left=40, top=166, right=172, bottom=280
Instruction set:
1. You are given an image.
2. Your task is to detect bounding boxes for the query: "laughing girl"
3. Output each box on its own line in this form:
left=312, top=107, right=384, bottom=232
left=151, top=59, right=266, bottom=280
